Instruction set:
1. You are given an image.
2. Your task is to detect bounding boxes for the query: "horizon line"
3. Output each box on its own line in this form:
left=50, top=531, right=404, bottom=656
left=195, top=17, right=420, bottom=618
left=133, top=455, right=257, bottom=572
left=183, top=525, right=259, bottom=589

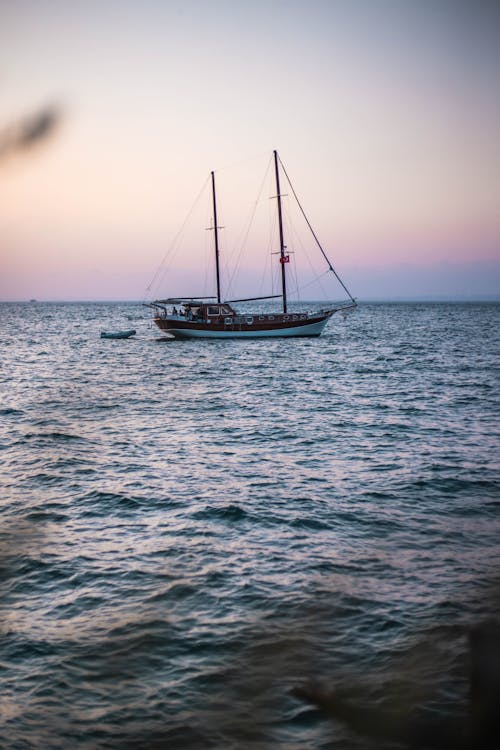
left=1, top=297, right=499, bottom=304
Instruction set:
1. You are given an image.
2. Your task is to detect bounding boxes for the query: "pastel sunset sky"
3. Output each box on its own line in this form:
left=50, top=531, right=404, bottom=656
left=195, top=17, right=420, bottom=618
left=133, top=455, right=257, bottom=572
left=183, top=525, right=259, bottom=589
left=1, top=0, right=499, bottom=301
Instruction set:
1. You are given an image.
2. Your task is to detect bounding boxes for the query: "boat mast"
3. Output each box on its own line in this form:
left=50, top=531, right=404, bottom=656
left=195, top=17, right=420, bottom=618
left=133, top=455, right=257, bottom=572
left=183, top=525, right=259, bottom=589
left=211, top=170, right=222, bottom=304
left=273, top=150, right=287, bottom=313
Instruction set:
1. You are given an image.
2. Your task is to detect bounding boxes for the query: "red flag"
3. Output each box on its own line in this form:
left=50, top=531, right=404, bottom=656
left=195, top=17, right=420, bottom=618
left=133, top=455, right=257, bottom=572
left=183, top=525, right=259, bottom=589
left=279, top=254, right=290, bottom=264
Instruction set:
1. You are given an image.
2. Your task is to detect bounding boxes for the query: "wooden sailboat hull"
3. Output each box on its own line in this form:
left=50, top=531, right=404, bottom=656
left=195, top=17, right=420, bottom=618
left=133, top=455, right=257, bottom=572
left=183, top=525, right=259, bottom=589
left=154, top=311, right=333, bottom=339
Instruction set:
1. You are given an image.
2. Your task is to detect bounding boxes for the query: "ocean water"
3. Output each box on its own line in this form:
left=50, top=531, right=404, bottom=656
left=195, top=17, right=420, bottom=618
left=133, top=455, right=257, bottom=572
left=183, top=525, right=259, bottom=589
left=0, top=301, right=499, bottom=749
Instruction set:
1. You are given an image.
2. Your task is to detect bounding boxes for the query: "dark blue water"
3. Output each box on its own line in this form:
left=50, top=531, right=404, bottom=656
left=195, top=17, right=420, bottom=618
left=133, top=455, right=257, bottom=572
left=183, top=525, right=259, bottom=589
left=1, top=301, right=499, bottom=749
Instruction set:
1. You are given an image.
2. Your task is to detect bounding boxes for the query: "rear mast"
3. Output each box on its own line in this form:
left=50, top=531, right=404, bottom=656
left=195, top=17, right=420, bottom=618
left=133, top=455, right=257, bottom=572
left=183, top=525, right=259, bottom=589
left=273, top=150, right=287, bottom=313
left=211, top=170, right=222, bottom=304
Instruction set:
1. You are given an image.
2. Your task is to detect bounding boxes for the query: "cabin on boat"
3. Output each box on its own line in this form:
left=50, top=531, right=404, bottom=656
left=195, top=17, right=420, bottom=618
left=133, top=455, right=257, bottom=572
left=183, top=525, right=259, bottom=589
left=185, top=302, right=236, bottom=322
left=152, top=299, right=237, bottom=324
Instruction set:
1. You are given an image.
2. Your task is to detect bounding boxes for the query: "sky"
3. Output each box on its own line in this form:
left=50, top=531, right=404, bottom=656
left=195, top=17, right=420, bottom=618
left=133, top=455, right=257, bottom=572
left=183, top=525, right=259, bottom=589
left=0, top=0, right=499, bottom=301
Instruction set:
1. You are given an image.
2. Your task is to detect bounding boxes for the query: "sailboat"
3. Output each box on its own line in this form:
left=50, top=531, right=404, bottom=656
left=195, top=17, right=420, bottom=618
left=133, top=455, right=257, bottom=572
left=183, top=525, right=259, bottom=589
left=149, top=150, right=355, bottom=338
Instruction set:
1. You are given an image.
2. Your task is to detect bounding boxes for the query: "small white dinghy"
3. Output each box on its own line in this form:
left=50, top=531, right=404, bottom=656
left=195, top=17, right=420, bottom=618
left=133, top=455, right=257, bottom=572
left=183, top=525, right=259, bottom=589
left=100, top=329, right=136, bottom=339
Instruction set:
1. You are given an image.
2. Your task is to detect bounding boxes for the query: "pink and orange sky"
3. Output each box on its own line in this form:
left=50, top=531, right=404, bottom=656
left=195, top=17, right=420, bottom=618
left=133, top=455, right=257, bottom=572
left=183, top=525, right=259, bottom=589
left=1, top=0, right=499, bottom=301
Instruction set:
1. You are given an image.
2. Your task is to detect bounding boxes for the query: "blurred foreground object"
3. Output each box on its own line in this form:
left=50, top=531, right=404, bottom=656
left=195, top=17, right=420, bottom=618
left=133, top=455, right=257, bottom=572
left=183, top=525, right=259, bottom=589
left=469, top=620, right=500, bottom=746
left=0, top=105, right=61, bottom=162
left=294, top=619, right=500, bottom=749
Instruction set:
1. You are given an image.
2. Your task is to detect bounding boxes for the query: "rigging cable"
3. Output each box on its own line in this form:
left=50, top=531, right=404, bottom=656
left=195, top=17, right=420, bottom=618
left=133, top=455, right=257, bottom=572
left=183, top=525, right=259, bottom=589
left=278, top=156, right=356, bottom=304
left=285, top=211, right=330, bottom=301
left=225, top=155, right=273, bottom=297
left=143, top=174, right=210, bottom=302
left=282, top=208, right=301, bottom=304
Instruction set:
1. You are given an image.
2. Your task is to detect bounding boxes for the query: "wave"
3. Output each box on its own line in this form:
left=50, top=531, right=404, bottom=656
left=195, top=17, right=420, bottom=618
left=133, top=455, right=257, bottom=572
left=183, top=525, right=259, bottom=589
left=16, top=431, right=89, bottom=444
left=78, top=490, right=144, bottom=514
left=191, top=504, right=249, bottom=522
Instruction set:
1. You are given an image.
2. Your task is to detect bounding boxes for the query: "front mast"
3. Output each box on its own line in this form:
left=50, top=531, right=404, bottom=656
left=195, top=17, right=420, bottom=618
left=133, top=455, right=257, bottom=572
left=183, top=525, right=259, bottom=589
left=211, top=170, right=222, bottom=304
left=273, top=150, right=287, bottom=313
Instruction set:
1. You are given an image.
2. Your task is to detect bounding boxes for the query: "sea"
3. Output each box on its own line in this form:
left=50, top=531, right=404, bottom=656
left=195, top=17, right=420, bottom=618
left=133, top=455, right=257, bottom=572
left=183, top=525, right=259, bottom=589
left=1, top=301, right=499, bottom=750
